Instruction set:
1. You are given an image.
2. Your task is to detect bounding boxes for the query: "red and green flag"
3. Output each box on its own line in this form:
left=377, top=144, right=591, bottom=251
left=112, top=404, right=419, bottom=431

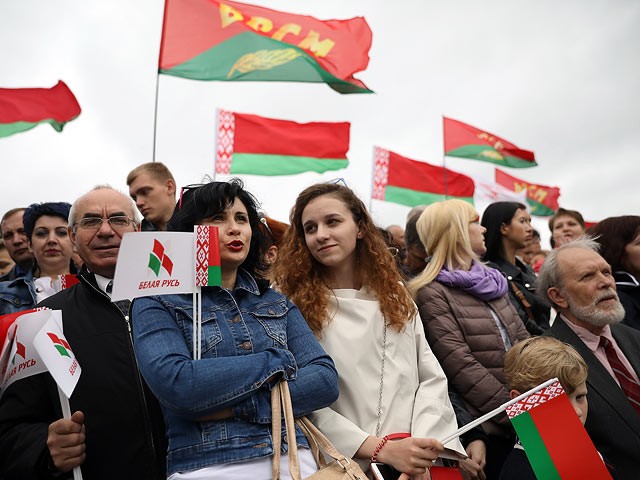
left=216, top=109, right=349, bottom=176
left=495, top=168, right=560, bottom=216
left=372, top=147, right=475, bottom=207
left=506, top=380, right=611, bottom=480
left=443, top=117, right=536, bottom=168
left=148, top=239, right=174, bottom=276
left=159, top=0, right=373, bottom=94
left=195, top=226, right=222, bottom=287
left=0, top=81, right=81, bottom=138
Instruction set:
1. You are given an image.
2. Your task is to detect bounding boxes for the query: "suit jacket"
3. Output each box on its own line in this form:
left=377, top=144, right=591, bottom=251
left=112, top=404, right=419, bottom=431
left=545, top=317, right=640, bottom=479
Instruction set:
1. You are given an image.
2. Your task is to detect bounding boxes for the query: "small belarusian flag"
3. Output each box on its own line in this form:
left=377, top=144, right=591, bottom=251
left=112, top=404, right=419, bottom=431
left=443, top=117, right=536, bottom=168
left=195, top=226, right=222, bottom=287
left=372, top=147, right=475, bottom=207
left=60, top=274, right=80, bottom=290
left=495, top=168, right=560, bottom=217
left=216, top=109, right=349, bottom=176
left=160, top=0, right=373, bottom=94
left=0, top=81, right=81, bottom=138
left=506, top=379, right=611, bottom=479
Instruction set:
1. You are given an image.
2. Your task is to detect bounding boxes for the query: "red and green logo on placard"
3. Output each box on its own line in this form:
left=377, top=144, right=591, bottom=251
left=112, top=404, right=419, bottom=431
left=46, top=332, right=72, bottom=358
left=148, top=239, right=174, bottom=276
left=195, top=226, right=222, bottom=287
left=11, top=341, right=26, bottom=365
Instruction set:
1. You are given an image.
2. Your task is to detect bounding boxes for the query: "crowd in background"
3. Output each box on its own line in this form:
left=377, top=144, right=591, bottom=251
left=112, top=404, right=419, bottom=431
left=0, top=162, right=639, bottom=480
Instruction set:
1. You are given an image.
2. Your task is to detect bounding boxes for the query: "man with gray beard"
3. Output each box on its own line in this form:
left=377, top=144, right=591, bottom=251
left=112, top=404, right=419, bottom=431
left=538, top=237, right=640, bottom=479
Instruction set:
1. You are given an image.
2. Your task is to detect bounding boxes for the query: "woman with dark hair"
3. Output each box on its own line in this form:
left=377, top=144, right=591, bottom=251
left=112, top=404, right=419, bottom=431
left=274, top=183, right=464, bottom=477
left=589, top=215, right=640, bottom=330
left=131, top=179, right=338, bottom=479
left=0, top=202, right=75, bottom=315
left=481, top=202, right=548, bottom=334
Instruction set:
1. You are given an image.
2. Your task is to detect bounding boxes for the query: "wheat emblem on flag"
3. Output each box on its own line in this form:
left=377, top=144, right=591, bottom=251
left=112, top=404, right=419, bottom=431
left=148, top=239, right=174, bottom=276
left=47, top=333, right=72, bottom=358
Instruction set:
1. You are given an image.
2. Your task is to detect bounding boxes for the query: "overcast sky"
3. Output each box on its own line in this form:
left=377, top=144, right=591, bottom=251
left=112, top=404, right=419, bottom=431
left=2, top=0, right=639, bottom=247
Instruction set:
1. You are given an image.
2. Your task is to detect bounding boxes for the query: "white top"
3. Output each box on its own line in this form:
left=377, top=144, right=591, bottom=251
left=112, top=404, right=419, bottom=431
left=308, top=286, right=464, bottom=470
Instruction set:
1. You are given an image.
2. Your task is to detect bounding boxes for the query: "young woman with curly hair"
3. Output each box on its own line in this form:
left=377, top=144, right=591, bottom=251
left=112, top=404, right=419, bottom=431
left=274, top=183, right=464, bottom=478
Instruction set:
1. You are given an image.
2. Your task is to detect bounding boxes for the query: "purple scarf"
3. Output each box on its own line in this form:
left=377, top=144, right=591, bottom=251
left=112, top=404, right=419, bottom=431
left=436, top=260, right=508, bottom=301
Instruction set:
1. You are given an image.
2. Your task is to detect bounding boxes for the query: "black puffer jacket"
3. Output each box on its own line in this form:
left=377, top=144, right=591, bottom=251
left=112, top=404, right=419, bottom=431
left=0, top=267, right=167, bottom=480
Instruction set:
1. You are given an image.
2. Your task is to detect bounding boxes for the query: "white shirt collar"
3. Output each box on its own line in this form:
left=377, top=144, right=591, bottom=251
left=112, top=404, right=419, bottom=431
left=93, top=273, right=113, bottom=297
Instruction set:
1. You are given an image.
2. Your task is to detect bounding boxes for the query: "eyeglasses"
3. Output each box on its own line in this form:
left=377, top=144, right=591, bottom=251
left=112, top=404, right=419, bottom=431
left=74, top=216, right=134, bottom=230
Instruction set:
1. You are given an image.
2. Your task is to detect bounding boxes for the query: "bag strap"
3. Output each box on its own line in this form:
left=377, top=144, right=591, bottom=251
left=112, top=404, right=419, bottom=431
left=271, top=384, right=283, bottom=480
left=280, top=381, right=302, bottom=480
left=508, top=280, right=535, bottom=322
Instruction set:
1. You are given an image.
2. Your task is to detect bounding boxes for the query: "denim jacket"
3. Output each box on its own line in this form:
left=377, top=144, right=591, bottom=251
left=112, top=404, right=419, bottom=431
left=131, top=270, right=338, bottom=476
left=0, top=269, right=37, bottom=316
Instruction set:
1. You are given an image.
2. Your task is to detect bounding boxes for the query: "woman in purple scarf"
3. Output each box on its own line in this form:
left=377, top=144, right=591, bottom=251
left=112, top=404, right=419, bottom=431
left=408, top=199, right=529, bottom=480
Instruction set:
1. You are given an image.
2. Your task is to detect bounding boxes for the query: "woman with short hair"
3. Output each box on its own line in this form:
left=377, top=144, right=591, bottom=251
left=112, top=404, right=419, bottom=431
left=409, top=199, right=529, bottom=479
left=0, top=202, right=75, bottom=314
left=481, top=202, right=549, bottom=334
left=548, top=207, right=586, bottom=248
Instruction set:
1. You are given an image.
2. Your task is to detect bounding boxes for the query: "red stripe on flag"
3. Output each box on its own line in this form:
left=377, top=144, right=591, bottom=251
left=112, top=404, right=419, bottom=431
left=208, top=227, right=221, bottom=267
left=386, top=150, right=474, bottom=197
left=530, top=394, right=611, bottom=479
left=233, top=112, right=350, bottom=159
left=0, top=81, right=81, bottom=124
left=495, top=168, right=560, bottom=211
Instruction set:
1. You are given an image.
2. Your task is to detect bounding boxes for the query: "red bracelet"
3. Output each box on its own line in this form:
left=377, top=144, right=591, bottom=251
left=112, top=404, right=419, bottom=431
left=370, top=433, right=411, bottom=463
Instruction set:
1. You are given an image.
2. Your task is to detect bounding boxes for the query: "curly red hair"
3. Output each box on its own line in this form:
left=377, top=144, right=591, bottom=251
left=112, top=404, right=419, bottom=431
left=274, top=183, right=415, bottom=334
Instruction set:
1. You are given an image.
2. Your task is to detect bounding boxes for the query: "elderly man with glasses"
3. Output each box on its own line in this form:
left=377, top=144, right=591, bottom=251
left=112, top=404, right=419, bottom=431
left=0, top=186, right=167, bottom=480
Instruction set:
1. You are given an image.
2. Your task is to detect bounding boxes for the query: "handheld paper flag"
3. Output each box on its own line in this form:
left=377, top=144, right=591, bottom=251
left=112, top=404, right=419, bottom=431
left=195, top=226, right=222, bottom=287
left=111, top=232, right=195, bottom=300
left=506, top=379, right=611, bottom=479
left=216, top=109, right=349, bottom=175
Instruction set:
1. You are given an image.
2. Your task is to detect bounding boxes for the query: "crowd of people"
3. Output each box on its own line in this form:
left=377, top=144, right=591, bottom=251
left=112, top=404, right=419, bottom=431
left=0, top=161, right=638, bottom=480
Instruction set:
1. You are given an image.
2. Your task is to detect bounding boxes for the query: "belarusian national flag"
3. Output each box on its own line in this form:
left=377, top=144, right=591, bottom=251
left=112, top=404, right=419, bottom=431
left=160, top=0, right=373, bottom=94
left=0, top=81, right=81, bottom=138
left=216, top=109, right=349, bottom=175
left=33, top=312, right=81, bottom=398
left=111, top=232, right=195, bottom=300
left=506, top=379, right=611, bottom=479
left=372, top=147, right=475, bottom=207
left=195, top=226, right=222, bottom=287
left=443, top=117, right=536, bottom=168
left=495, top=168, right=560, bottom=216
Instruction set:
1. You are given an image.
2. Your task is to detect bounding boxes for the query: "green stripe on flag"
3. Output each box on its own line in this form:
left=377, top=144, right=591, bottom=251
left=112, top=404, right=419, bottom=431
left=0, top=118, right=71, bottom=138
left=445, top=145, right=536, bottom=168
left=384, top=185, right=474, bottom=208
left=207, top=266, right=222, bottom=286
left=526, top=198, right=555, bottom=217
left=512, top=412, right=561, bottom=480
left=229, top=153, right=348, bottom=176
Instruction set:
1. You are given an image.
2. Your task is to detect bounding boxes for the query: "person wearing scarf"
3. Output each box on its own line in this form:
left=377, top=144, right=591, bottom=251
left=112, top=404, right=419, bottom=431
left=408, top=200, right=530, bottom=480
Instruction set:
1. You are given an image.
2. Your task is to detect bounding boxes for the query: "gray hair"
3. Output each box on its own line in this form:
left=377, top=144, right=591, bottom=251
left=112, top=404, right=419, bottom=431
left=68, top=185, right=142, bottom=230
left=536, top=235, right=601, bottom=308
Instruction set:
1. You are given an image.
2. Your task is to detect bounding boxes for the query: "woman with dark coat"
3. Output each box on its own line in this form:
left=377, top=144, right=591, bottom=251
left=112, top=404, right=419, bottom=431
left=481, top=202, right=549, bottom=334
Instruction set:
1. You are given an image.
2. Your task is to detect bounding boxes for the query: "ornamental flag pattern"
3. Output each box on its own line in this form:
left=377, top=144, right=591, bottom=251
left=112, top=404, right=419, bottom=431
left=506, top=380, right=565, bottom=418
left=195, top=226, right=222, bottom=287
left=216, top=109, right=235, bottom=174
left=372, top=146, right=390, bottom=200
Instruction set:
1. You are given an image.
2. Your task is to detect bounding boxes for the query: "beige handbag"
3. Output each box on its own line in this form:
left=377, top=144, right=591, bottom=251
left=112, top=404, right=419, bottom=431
left=271, top=381, right=367, bottom=480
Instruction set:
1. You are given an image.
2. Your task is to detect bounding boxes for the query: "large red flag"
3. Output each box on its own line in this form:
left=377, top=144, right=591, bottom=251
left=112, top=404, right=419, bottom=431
left=495, top=168, right=560, bottom=216
left=160, top=0, right=373, bottom=93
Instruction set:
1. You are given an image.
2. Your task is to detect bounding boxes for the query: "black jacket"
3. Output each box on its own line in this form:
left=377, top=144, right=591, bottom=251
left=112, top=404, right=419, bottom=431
left=487, top=258, right=548, bottom=334
left=0, top=267, right=167, bottom=480
left=615, top=271, right=640, bottom=330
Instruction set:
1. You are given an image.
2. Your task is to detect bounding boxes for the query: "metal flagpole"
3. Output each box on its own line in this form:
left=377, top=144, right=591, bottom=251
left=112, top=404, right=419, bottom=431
left=442, top=116, right=448, bottom=199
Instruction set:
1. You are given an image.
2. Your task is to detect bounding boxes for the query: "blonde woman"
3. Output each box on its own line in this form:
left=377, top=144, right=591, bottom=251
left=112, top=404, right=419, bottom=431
left=275, top=183, right=464, bottom=479
left=408, top=200, right=529, bottom=480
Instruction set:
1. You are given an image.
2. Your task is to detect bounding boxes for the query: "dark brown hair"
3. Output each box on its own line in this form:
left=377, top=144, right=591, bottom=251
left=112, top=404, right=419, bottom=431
left=588, top=216, right=640, bottom=272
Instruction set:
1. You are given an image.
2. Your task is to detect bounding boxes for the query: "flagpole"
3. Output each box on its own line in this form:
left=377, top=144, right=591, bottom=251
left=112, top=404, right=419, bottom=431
left=442, top=116, right=448, bottom=198
left=440, top=378, right=557, bottom=446
left=152, top=75, right=160, bottom=163
left=197, top=287, right=202, bottom=360
left=192, top=290, right=197, bottom=359
left=57, top=386, right=84, bottom=480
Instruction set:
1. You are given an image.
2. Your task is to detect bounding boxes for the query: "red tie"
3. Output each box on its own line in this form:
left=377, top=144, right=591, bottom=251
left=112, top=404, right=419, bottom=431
left=600, top=337, right=640, bottom=416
